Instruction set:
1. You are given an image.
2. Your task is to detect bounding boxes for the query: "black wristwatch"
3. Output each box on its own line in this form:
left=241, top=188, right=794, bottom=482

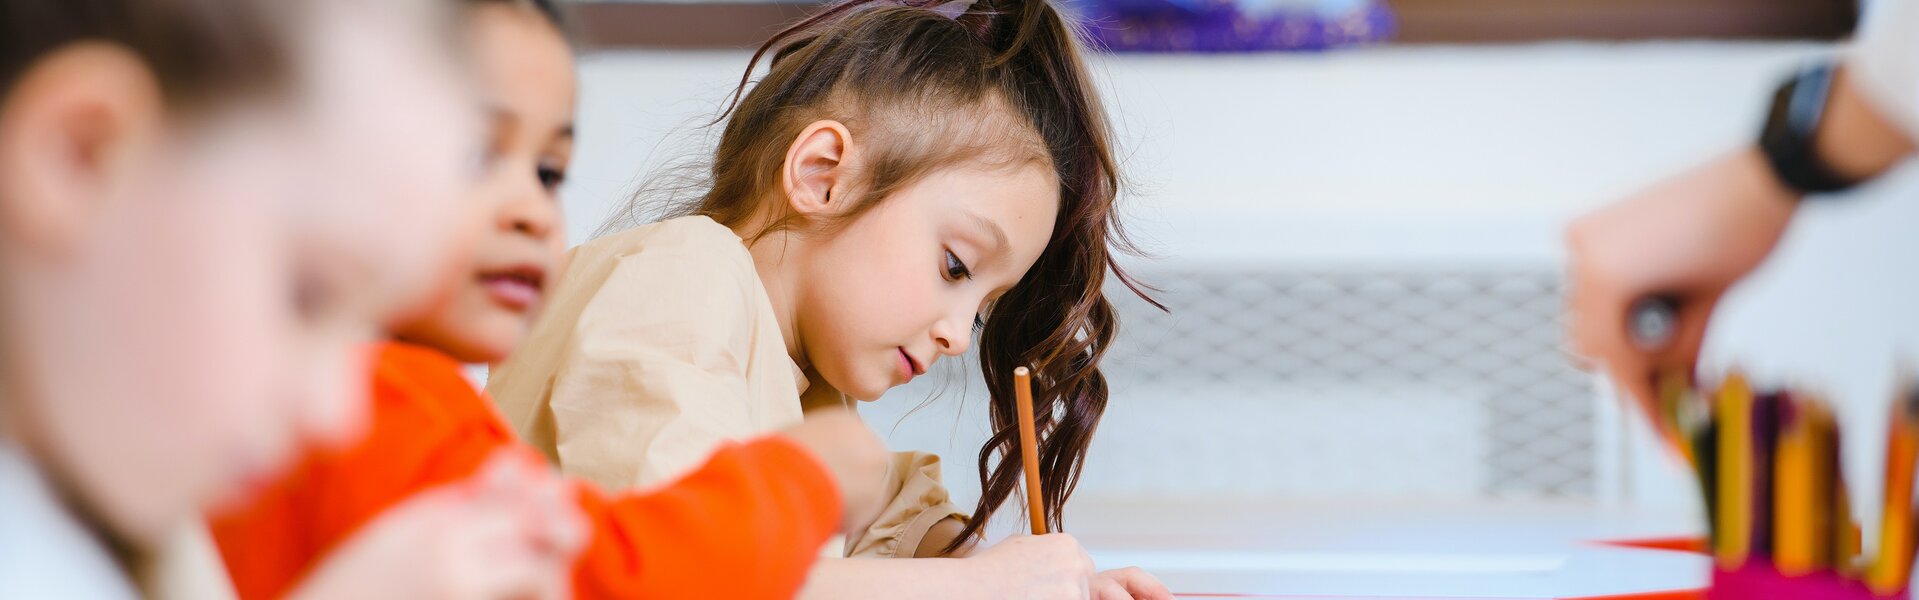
left=1759, top=61, right=1858, bottom=195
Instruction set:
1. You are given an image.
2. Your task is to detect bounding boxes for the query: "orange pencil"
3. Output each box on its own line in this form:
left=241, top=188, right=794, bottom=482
left=1866, top=390, right=1918, bottom=594
left=1014, top=366, right=1046, bottom=534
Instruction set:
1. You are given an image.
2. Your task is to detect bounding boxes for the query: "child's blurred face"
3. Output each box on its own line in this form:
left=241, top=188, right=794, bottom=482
left=0, top=1, right=482, bottom=544
left=0, top=103, right=312, bottom=545
left=393, top=4, right=573, bottom=364
left=297, top=0, right=493, bottom=333
left=792, top=164, right=1058, bottom=401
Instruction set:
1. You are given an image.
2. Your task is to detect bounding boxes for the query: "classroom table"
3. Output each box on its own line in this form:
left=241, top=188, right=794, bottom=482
left=1065, top=499, right=1708, bottom=599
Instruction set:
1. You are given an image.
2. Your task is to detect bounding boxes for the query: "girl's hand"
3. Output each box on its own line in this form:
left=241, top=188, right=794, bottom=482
left=288, top=451, right=586, bottom=600
left=1090, top=566, right=1172, bottom=600
left=968, top=533, right=1098, bottom=599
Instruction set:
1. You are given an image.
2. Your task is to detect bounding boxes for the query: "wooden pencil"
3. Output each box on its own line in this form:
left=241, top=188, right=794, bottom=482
left=1834, top=458, right=1861, bottom=578
left=1658, top=371, right=1697, bottom=466
left=1014, top=366, right=1047, bottom=535
left=1867, top=391, right=1918, bottom=594
left=1716, top=374, right=1754, bottom=568
left=1774, top=395, right=1821, bottom=575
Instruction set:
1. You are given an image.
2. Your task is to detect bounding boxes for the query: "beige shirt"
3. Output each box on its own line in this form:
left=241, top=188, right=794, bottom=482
left=487, top=215, right=965, bottom=558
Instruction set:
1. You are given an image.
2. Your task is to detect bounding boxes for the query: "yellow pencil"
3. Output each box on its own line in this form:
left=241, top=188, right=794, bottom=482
left=1013, top=366, right=1047, bottom=535
left=1716, top=374, right=1753, bottom=568
left=1774, top=396, right=1824, bottom=575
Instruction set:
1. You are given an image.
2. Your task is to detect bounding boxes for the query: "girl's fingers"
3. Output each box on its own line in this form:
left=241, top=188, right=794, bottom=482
left=461, top=450, right=587, bottom=557
left=535, top=477, right=586, bottom=549
left=462, top=507, right=561, bottom=599
left=1108, top=567, right=1173, bottom=600
left=1090, top=575, right=1128, bottom=600
left=507, top=468, right=586, bottom=555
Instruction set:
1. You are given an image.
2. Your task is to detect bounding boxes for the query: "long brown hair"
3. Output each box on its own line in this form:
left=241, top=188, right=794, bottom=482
left=629, top=0, right=1160, bottom=552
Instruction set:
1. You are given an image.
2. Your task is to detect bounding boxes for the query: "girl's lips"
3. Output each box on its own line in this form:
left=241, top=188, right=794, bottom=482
left=897, top=347, right=925, bottom=381
left=898, top=345, right=921, bottom=377
left=478, top=265, right=544, bottom=311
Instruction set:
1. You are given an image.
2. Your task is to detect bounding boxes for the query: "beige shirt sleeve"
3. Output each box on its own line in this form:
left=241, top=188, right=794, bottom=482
left=497, top=235, right=801, bottom=490
left=556, top=252, right=754, bottom=488
left=845, top=451, right=970, bottom=558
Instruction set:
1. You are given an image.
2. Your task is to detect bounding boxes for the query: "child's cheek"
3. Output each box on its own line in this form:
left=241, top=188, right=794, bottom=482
left=92, top=168, right=290, bottom=536
left=879, top=251, right=940, bottom=338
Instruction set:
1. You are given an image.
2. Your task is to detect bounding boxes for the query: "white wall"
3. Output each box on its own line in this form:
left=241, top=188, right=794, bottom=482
left=562, top=42, right=1831, bottom=264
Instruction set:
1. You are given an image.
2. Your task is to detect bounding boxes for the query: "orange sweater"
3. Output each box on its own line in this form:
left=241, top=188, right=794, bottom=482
left=210, top=342, right=840, bottom=599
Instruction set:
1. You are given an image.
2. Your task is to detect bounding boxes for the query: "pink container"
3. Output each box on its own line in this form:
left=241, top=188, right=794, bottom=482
left=1708, top=562, right=1897, bottom=600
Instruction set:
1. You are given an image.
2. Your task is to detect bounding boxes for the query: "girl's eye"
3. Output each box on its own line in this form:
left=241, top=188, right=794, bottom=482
left=536, top=162, right=567, bottom=192
left=972, top=314, right=986, bottom=333
left=943, top=249, right=973, bottom=281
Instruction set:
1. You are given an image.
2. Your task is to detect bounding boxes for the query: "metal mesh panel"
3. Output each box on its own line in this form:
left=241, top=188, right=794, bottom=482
left=1098, top=266, right=1593, bottom=498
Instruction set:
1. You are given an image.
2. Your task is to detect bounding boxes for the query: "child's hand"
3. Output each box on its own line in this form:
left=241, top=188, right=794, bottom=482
left=779, top=409, right=889, bottom=533
left=1090, top=566, right=1172, bottom=600
left=967, top=533, right=1099, bottom=599
left=1564, top=147, right=1796, bottom=417
left=287, top=451, right=586, bottom=600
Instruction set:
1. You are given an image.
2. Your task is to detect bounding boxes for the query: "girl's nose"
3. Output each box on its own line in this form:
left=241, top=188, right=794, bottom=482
left=932, top=314, right=973, bottom=357
left=499, top=174, right=557, bottom=239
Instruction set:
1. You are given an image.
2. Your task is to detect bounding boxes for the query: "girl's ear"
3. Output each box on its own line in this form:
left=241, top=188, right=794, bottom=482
left=779, top=119, right=853, bottom=218
left=0, top=43, right=164, bottom=260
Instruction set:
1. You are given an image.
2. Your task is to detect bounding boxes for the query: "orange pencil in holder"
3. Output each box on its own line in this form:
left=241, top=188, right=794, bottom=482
left=1866, top=387, right=1919, bottom=594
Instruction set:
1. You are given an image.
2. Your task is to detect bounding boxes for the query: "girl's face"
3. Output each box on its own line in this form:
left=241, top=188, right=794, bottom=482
left=393, top=4, right=574, bottom=364
left=792, top=164, right=1058, bottom=401
left=0, top=1, right=480, bottom=544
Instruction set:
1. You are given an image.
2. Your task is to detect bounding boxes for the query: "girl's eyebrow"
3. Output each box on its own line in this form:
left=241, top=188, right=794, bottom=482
left=964, top=210, right=1010, bottom=258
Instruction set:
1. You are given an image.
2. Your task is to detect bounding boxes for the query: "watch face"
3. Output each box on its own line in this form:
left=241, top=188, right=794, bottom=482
left=1760, top=61, right=1852, bottom=194
left=1785, top=63, right=1836, bottom=137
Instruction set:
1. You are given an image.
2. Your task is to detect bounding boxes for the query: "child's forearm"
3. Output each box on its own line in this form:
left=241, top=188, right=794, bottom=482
left=797, top=558, right=986, bottom=600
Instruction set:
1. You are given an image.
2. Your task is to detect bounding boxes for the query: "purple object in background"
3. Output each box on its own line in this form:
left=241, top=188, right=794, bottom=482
left=1074, top=0, right=1394, bottom=52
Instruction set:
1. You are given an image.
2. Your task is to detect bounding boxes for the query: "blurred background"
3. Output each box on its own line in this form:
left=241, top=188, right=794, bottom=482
left=538, top=0, right=1919, bottom=595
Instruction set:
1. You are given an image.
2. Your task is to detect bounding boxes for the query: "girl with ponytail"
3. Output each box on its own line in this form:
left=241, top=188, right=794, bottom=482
left=488, top=0, right=1168, bottom=596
